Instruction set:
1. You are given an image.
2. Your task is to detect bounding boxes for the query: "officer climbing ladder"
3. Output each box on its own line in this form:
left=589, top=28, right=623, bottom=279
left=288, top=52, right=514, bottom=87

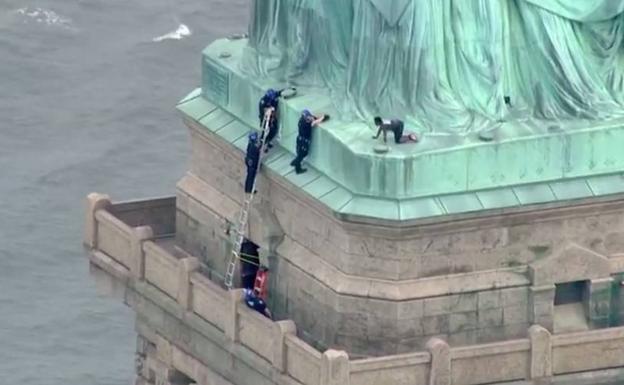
left=224, top=108, right=274, bottom=290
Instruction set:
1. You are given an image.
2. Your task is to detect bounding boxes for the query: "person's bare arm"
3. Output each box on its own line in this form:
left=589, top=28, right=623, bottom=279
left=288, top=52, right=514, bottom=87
left=372, top=126, right=382, bottom=139
left=311, top=115, right=325, bottom=127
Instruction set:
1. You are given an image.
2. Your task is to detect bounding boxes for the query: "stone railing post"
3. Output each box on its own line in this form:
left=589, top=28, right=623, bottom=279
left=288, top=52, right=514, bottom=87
left=130, top=226, right=154, bottom=280
left=176, top=257, right=200, bottom=310
left=529, top=285, right=556, bottom=331
left=587, top=277, right=614, bottom=328
left=84, top=193, right=111, bottom=248
left=427, top=338, right=451, bottom=385
left=225, top=289, right=243, bottom=343
left=272, top=320, right=296, bottom=373
left=528, top=325, right=552, bottom=381
left=320, top=349, right=350, bottom=385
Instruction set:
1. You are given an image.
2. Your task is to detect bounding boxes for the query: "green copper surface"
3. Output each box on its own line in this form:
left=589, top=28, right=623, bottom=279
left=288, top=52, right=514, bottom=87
left=247, top=0, right=624, bottom=132
left=197, top=39, right=624, bottom=201
left=176, top=1, right=624, bottom=220
left=177, top=89, right=624, bottom=221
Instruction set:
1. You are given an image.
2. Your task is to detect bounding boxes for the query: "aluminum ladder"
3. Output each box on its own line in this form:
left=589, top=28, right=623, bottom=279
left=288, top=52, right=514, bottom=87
left=224, top=108, right=273, bottom=289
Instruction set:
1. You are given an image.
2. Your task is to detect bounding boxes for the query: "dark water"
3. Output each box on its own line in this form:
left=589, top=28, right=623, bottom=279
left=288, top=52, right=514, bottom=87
left=0, top=1, right=247, bottom=383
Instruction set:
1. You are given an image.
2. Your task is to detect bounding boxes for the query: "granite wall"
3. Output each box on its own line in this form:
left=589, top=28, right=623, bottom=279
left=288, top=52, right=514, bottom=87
left=172, top=120, right=624, bottom=355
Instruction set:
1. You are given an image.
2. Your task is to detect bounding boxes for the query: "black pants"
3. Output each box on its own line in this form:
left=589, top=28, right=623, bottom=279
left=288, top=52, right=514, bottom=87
left=291, top=136, right=310, bottom=171
left=393, top=121, right=404, bottom=144
left=264, top=120, right=279, bottom=144
left=245, top=161, right=258, bottom=193
left=241, top=273, right=257, bottom=290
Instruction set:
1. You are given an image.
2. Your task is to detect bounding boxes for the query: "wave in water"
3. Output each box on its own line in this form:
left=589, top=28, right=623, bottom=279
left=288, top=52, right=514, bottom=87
left=15, top=7, right=72, bottom=28
left=152, top=24, right=191, bottom=42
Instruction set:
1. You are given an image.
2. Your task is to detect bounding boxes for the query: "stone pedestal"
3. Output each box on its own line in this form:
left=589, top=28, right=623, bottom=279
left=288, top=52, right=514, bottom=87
left=585, top=278, right=614, bottom=328
left=529, top=325, right=552, bottom=380
left=530, top=285, right=556, bottom=331
left=426, top=338, right=451, bottom=385
left=320, top=350, right=350, bottom=385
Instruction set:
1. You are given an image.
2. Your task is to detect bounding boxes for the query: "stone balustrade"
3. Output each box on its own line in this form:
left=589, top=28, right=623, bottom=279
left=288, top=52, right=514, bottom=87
left=85, top=192, right=624, bottom=385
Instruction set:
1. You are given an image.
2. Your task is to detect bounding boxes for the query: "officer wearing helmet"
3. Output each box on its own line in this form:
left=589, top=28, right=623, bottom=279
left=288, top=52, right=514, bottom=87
left=258, top=88, right=282, bottom=151
left=290, top=109, right=328, bottom=174
left=244, top=131, right=261, bottom=194
left=242, top=288, right=272, bottom=319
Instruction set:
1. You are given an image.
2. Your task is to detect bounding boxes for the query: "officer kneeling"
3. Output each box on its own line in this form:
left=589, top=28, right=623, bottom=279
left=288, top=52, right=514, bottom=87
left=243, top=288, right=272, bottom=319
left=290, top=109, right=329, bottom=174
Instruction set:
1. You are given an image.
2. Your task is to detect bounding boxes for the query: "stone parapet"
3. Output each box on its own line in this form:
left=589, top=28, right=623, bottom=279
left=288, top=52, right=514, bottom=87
left=87, top=194, right=624, bottom=385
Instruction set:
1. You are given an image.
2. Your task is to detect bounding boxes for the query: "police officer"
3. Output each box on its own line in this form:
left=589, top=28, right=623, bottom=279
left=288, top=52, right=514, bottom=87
left=290, top=109, right=327, bottom=174
left=243, top=288, right=272, bottom=319
left=258, top=89, right=282, bottom=151
left=244, top=132, right=261, bottom=194
left=239, top=239, right=260, bottom=290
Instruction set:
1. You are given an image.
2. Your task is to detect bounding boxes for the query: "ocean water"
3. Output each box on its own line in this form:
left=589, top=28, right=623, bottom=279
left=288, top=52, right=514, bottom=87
left=0, top=1, right=248, bottom=384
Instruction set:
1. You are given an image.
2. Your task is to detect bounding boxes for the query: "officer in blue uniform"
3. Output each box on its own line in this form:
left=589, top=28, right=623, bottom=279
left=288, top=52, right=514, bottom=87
left=244, top=132, right=261, bottom=193
left=258, top=89, right=282, bottom=151
left=239, top=239, right=260, bottom=290
left=290, top=109, right=328, bottom=174
left=243, top=288, right=272, bottom=319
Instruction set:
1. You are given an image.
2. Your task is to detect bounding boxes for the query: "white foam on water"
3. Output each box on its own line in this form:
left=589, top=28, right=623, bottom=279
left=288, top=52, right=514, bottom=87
left=15, top=7, right=72, bottom=28
left=152, top=24, right=191, bottom=42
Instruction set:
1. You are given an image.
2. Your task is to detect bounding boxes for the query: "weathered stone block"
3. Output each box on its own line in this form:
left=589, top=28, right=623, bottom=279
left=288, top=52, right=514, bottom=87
left=320, top=350, right=349, bottom=385
left=605, top=232, right=624, bottom=255
left=591, top=317, right=610, bottom=328
left=335, top=292, right=370, bottom=314
left=136, top=334, right=155, bottom=356
left=587, top=277, right=614, bottom=322
left=422, top=315, right=450, bottom=335
left=424, top=297, right=452, bottom=316
left=398, top=299, right=424, bottom=319
left=530, top=285, right=555, bottom=331
left=397, top=337, right=426, bottom=353
left=420, top=258, right=454, bottom=278
left=426, top=338, right=451, bottom=385
left=534, top=302, right=554, bottom=318
left=478, top=308, right=503, bottom=328
left=449, top=312, right=477, bottom=333
left=365, top=338, right=399, bottom=357
left=225, top=289, right=243, bottom=342
left=337, top=312, right=368, bottom=337
left=478, top=290, right=502, bottom=310
left=397, top=317, right=425, bottom=339
left=367, top=314, right=398, bottom=340
left=529, top=325, right=552, bottom=380
left=450, top=293, right=478, bottom=313
left=529, top=244, right=611, bottom=286
left=334, top=334, right=372, bottom=356
left=155, top=334, right=173, bottom=366
left=503, top=305, right=529, bottom=325
left=84, top=192, right=111, bottom=248
left=177, top=257, right=200, bottom=310
left=503, top=323, right=529, bottom=339
left=502, top=287, right=529, bottom=307
left=477, top=325, right=506, bottom=343
left=448, top=330, right=478, bottom=346
left=131, top=226, right=154, bottom=280
left=272, top=320, right=296, bottom=373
